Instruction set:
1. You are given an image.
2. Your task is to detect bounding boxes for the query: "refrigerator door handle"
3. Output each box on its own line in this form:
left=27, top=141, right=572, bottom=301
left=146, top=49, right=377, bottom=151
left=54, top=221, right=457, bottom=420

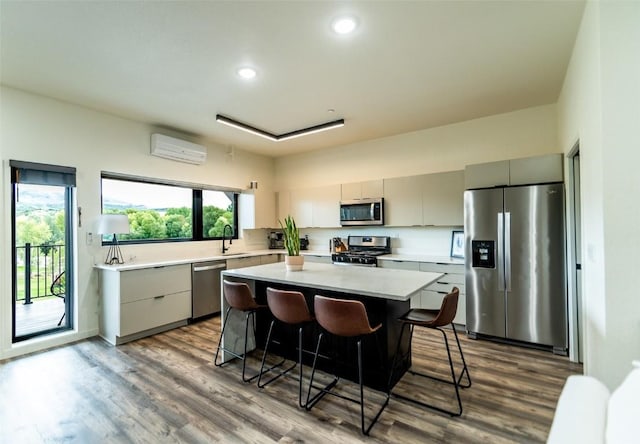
left=504, top=212, right=512, bottom=292
left=497, top=212, right=504, bottom=291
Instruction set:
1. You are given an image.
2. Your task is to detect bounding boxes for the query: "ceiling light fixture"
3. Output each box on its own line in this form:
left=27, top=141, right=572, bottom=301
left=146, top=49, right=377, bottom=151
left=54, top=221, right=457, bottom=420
left=332, top=16, right=357, bottom=34
left=237, top=67, right=257, bottom=79
left=216, top=114, right=344, bottom=142
left=216, top=115, right=277, bottom=141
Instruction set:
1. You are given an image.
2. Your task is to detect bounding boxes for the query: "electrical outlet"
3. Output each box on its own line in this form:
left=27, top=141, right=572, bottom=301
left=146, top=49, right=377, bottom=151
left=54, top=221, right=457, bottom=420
left=86, top=232, right=94, bottom=245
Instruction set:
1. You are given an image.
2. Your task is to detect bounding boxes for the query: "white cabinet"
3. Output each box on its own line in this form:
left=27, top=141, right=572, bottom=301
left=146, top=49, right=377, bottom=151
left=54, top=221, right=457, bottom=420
left=422, top=171, right=464, bottom=226
left=341, top=179, right=384, bottom=200
left=99, top=264, right=191, bottom=345
left=378, top=259, right=466, bottom=325
left=465, top=154, right=563, bottom=189
left=303, top=254, right=332, bottom=264
left=276, top=191, right=291, bottom=225
left=239, top=189, right=276, bottom=229
left=260, top=254, right=281, bottom=265
left=418, top=262, right=466, bottom=325
left=384, top=171, right=464, bottom=227
left=383, top=175, right=423, bottom=226
left=289, top=188, right=313, bottom=228
left=280, top=185, right=340, bottom=228
left=310, top=184, right=340, bottom=227
left=226, top=256, right=262, bottom=269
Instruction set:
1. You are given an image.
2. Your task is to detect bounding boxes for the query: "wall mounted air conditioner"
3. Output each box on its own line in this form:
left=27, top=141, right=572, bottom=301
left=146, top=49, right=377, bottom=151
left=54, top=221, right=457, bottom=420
left=150, top=134, right=207, bottom=165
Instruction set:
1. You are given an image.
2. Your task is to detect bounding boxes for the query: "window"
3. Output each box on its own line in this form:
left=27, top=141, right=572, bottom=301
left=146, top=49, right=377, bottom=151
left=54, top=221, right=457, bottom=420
left=101, top=174, right=238, bottom=243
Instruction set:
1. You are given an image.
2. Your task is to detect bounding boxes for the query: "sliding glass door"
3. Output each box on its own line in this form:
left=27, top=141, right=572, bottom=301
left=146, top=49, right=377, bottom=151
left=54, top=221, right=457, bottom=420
left=11, top=161, right=75, bottom=342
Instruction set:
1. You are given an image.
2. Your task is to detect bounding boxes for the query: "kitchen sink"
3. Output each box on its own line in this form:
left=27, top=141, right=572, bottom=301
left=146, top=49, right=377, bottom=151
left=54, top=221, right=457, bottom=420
left=222, top=252, right=247, bottom=257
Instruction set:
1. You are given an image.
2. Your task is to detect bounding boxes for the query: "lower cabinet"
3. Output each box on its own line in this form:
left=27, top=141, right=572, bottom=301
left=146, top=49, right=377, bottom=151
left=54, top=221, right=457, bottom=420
left=379, top=259, right=466, bottom=326
left=99, top=264, right=192, bottom=345
left=303, top=254, right=332, bottom=264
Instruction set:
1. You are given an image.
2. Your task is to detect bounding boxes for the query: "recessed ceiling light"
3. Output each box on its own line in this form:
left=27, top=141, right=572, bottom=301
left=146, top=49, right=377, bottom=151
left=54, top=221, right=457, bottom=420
left=332, top=17, right=357, bottom=34
left=237, top=67, right=257, bottom=79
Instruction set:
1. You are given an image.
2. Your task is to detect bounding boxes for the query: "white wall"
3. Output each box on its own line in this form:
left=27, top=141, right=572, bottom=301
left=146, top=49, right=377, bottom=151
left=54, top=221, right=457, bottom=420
left=274, top=104, right=558, bottom=190
left=0, top=86, right=275, bottom=359
left=558, top=0, right=640, bottom=389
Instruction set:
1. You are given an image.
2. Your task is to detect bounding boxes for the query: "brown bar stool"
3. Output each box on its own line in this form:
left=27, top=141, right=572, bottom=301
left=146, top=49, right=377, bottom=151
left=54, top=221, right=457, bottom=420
left=214, top=280, right=267, bottom=382
left=306, top=295, right=389, bottom=436
left=389, top=286, right=471, bottom=416
left=258, top=287, right=315, bottom=407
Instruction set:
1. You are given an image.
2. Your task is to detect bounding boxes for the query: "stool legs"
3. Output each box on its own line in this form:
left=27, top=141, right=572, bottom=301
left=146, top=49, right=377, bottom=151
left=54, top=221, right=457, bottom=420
left=306, top=332, right=389, bottom=436
left=257, top=319, right=296, bottom=390
left=390, top=323, right=471, bottom=416
left=214, top=306, right=262, bottom=383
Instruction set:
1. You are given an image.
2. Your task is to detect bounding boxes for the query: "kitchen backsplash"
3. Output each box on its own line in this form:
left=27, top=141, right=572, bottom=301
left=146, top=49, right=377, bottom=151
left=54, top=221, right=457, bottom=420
left=94, top=225, right=461, bottom=265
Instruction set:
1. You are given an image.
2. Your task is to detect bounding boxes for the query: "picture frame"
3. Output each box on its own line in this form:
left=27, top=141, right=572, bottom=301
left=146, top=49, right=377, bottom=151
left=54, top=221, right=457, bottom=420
left=450, top=230, right=465, bottom=259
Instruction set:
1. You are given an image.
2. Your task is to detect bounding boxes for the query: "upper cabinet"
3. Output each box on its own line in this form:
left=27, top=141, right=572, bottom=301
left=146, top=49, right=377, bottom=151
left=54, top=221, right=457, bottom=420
left=277, top=184, right=341, bottom=228
left=465, top=154, right=563, bottom=189
left=341, top=179, right=384, bottom=200
left=239, top=189, right=276, bottom=229
left=383, top=175, right=424, bottom=226
left=422, top=171, right=464, bottom=226
left=384, top=171, right=464, bottom=227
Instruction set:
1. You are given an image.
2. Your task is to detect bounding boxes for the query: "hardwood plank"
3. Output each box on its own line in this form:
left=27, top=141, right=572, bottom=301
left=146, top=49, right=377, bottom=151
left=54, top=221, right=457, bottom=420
left=0, top=316, right=582, bottom=443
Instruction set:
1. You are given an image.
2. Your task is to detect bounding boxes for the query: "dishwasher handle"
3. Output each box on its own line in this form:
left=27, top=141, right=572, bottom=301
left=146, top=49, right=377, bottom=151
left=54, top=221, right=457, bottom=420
left=193, top=264, right=227, bottom=272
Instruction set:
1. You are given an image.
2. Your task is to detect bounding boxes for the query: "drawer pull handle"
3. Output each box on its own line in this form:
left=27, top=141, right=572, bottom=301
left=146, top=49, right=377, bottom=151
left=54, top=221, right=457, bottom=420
left=154, top=295, right=165, bottom=300
left=437, top=291, right=448, bottom=295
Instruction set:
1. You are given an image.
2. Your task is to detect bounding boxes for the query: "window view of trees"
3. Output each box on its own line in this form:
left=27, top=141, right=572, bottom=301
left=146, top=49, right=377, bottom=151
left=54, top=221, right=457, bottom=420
left=14, top=183, right=67, bottom=301
left=102, top=177, right=236, bottom=242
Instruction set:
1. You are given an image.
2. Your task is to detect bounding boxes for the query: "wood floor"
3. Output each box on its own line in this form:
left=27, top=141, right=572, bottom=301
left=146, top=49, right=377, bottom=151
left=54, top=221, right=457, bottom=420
left=0, top=316, right=582, bottom=443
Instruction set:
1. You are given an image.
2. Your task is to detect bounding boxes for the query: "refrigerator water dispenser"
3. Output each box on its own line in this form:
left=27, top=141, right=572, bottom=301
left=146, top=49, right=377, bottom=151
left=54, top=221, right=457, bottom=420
left=471, top=240, right=495, bottom=268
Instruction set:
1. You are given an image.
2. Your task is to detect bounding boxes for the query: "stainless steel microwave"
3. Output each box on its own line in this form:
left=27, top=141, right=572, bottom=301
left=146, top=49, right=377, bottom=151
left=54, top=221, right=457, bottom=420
left=340, top=198, right=384, bottom=226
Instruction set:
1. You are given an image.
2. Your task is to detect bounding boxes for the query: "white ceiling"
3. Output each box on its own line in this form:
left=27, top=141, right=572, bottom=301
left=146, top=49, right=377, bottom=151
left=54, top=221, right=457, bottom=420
left=0, top=1, right=585, bottom=158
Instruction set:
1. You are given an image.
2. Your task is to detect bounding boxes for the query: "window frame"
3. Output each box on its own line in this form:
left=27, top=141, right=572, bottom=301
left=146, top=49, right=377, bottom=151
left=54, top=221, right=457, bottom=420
left=100, top=172, right=239, bottom=245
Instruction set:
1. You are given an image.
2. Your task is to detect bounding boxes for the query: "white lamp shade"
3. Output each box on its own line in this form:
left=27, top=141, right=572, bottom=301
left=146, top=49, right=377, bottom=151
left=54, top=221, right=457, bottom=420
left=96, top=214, right=130, bottom=235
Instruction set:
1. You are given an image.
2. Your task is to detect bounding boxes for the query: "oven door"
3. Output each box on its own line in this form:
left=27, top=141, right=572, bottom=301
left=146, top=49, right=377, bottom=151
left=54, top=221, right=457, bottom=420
left=340, top=198, right=384, bottom=226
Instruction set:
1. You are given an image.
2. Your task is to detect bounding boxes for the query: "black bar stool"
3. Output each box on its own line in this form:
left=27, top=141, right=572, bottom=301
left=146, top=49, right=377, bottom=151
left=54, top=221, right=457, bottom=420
left=258, top=287, right=315, bottom=407
left=214, top=280, right=267, bottom=382
left=306, top=295, right=389, bottom=436
left=389, top=286, right=471, bottom=416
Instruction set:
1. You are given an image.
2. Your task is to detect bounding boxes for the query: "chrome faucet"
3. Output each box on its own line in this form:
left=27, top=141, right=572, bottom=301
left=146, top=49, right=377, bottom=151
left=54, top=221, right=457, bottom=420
left=222, top=224, right=233, bottom=254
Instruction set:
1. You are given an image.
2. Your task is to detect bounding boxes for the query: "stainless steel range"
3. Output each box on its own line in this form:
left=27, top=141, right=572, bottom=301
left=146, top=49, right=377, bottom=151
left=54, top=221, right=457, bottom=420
left=331, top=235, right=391, bottom=267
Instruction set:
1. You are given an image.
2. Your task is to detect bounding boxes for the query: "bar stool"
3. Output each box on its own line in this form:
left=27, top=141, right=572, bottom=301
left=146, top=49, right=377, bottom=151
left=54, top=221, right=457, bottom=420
left=214, top=280, right=267, bottom=382
left=390, top=287, right=471, bottom=416
left=258, top=287, right=315, bottom=407
left=306, top=295, right=389, bottom=436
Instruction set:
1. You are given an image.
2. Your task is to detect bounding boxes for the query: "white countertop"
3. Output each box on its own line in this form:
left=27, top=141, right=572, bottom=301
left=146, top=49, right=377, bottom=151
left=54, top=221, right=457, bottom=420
left=378, top=254, right=464, bottom=265
left=222, top=261, right=443, bottom=301
left=94, top=249, right=284, bottom=271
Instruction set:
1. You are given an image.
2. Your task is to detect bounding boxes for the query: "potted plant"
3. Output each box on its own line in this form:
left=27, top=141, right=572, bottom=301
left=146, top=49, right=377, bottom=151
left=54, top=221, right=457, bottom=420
left=279, top=215, right=304, bottom=271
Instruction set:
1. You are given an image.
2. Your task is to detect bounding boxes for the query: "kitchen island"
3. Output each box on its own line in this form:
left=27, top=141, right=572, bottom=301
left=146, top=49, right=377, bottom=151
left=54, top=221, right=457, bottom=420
left=221, top=261, right=443, bottom=390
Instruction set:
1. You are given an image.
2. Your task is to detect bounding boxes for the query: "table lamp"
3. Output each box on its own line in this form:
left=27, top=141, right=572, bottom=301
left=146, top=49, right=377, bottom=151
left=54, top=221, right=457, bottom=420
left=97, top=214, right=130, bottom=264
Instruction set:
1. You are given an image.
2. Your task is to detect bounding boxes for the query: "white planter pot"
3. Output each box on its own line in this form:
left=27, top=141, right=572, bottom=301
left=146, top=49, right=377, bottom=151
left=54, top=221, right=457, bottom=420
left=285, top=255, right=304, bottom=271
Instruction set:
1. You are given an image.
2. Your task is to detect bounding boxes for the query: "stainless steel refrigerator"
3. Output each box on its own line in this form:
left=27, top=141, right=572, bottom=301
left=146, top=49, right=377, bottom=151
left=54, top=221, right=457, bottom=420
left=464, top=183, right=567, bottom=354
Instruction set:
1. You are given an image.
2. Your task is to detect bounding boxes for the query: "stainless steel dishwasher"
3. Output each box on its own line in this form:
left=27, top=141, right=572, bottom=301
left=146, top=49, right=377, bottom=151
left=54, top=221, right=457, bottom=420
left=191, top=261, right=226, bottom=319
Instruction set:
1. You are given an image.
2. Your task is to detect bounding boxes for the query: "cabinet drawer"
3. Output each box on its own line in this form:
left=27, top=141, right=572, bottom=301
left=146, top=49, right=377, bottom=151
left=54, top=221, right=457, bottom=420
left=419, top=262, right=464, bottom=274
left=426, top=281, right=461, bottom=294
left=227, top=256, right=261, bottom=269
left=434, top=273, right=465, bottom=285
left=120, top=290, right=191, bottom=337
left=260, top=254, right=280, bottom=265
left=378, top=260, right=420, bottom=271
left=120, top=265, right=190, bottom=304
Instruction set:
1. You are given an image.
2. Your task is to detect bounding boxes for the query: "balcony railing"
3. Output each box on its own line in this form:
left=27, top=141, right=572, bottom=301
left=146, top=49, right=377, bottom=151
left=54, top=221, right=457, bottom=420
left=15, top=243, right=65, bottom=304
